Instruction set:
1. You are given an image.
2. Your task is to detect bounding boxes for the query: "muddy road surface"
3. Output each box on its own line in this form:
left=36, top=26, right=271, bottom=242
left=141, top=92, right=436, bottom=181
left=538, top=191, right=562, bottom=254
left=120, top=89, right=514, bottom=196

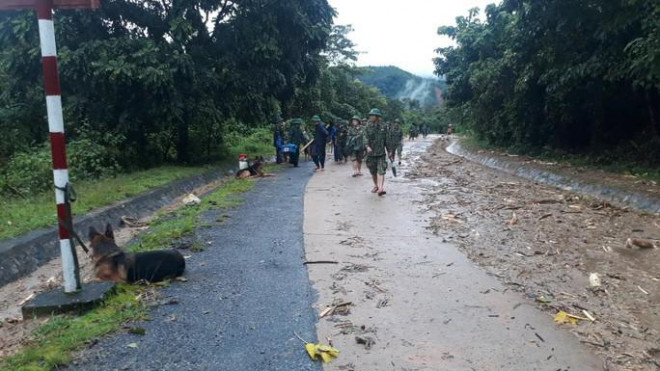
left=303, top=136, right=620, bottom=371
left=408, top=137, right=659, bottom=371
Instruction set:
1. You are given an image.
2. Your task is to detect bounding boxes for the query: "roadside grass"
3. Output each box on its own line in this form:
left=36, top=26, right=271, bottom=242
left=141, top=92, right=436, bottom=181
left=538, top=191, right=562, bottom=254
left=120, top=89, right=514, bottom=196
left=225, top=128, right=273, bottom=160
left=1, top=284, right=147, bottom=371
left=461, top=136, right=660, bottom=182
left=0, top=165, right=212, bottom=241
left=128, top=178, right=254, bottom=252
left=0, top=130, right=276, bottom=242
left=0, top=177, right=257, bottom=371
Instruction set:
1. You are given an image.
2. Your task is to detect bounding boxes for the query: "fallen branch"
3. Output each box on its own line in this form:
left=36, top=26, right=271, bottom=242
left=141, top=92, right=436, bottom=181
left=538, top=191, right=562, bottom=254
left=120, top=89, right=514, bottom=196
left=535, top=199, right=563, bottom=204
left=303, top=260, right=339, bottom=265
left=439, top=159, right=463, bottom=166
left=582, top=310, right=596, bottom=322
left=319, top=302, right=353, bottom=318
left=580, top=339, right=605, bottom=348
left=538, top=213, right=553, bottom=220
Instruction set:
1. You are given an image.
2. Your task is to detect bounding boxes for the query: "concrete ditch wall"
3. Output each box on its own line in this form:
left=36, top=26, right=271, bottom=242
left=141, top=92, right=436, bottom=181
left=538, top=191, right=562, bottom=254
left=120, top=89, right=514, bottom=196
left=446, top=140, right=660, bottom=214
left=0, top=167, right=233, bottom=288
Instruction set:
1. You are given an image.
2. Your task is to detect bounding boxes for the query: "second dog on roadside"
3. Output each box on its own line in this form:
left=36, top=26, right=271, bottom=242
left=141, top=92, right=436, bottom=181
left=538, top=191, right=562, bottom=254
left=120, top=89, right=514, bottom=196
left=88, top=224, right=185, bottom=283
left=235, top=156, right=275, bottom=179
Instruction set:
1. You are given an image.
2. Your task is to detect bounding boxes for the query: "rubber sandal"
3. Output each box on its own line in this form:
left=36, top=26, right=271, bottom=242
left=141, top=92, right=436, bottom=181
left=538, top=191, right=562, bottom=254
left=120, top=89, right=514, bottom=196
left=371, top=187, right=378, bottom=193
left=378, top=190, right=387, bottom=196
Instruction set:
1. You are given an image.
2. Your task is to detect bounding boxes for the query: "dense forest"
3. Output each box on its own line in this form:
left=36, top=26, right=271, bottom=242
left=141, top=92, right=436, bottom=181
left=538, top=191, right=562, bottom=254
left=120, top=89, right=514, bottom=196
left=0, top=0, right=407, bottom=195
left=435, top=0, right=660, bottom=167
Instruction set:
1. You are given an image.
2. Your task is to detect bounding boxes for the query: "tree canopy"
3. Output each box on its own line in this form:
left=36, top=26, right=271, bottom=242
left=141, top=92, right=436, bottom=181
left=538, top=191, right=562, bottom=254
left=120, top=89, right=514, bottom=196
left=435, top=0, right=660, bottom=166
left=0, top=1, right=408, bottom=194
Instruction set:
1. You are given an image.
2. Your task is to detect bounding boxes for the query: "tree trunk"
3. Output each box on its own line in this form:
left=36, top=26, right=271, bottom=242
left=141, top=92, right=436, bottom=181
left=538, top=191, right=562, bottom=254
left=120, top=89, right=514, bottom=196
left=645, top=89, right=658, bottom=138
left=177, top=111, right=190, bottom=163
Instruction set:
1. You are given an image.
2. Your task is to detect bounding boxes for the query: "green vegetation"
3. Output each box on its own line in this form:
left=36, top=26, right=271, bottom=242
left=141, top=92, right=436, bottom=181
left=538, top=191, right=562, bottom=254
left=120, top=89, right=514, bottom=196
left=0, top=165, right=210, bottom=240
left=1, top=284, right=148, bottom=371
left=0, top=3, right=402, bottom=214
left=0, top=177, right=256, bottom=371
left=0, top=126, right=275, bottom=241
left=128, top=178, right=254, bottom=252
left=435, top=1, right=660, bottom=168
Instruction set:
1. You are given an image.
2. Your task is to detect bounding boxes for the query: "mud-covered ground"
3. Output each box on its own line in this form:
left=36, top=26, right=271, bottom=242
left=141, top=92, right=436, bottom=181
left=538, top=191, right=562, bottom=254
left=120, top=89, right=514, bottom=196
left=409, top=139, right=659, bottom=371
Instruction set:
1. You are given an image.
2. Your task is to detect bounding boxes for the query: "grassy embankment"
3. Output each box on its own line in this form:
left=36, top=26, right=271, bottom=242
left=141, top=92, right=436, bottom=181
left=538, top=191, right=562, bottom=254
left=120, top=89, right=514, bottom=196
left=461, top=135, right=660, bottom=182
left=0, top=129, right=273, bottom=241
left=1, top=130, right=275, bottom=370
left=0, top=177, right=257, bottom=371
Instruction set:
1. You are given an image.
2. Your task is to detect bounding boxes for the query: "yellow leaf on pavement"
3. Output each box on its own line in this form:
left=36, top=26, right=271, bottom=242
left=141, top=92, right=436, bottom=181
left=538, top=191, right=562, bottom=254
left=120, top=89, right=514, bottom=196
left=305, top=343, right=318, bottom=360
left=554, top=311, right=579, bottom=325
left=304, top=342, right=339, bottom=363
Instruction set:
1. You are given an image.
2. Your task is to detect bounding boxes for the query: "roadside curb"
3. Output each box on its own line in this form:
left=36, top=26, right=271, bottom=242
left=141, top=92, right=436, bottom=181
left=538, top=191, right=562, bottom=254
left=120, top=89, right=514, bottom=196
left=446, top=140, right=660, bottom=214
left=0, top=167, right=233, bottom=288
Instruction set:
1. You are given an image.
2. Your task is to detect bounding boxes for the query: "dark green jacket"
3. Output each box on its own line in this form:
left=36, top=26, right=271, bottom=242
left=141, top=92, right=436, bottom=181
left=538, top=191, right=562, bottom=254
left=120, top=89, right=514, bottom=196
left=365, top=121, right=388, bottom=157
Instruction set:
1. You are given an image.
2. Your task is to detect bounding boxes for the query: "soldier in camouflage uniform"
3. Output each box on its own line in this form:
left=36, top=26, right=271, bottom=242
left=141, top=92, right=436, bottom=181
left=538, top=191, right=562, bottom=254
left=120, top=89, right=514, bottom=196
left=388, top=119, right=404, bottom=165
left=288, top=118, right=307, bottom=167
left=347, top=116, right=365, bottom=177
left=337, top=120, right=349, bottom=163
left=364, top=108, right=390, bottom=196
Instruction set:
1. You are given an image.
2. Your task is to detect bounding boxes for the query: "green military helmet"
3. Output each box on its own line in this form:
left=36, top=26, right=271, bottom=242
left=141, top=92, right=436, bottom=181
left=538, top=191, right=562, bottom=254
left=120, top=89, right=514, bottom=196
left=311, top=115, right=321, bottom=122
left=395, top=119, right=401, bottom=123
left=368, top=108, right=382, bottom=117
left=291, top=118, right=302, bottom=125
left=351, top=115, right=361, bottom=121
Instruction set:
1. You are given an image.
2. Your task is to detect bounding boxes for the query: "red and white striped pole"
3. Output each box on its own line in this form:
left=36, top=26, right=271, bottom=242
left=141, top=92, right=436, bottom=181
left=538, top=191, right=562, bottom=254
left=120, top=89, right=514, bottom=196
left=36, top=0, right=81, bottom=293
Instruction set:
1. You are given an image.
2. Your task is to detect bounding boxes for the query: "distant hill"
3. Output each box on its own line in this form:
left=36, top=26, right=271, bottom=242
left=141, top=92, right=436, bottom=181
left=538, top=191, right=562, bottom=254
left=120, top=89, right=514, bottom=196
left=356, top=66, right=446, bottom=107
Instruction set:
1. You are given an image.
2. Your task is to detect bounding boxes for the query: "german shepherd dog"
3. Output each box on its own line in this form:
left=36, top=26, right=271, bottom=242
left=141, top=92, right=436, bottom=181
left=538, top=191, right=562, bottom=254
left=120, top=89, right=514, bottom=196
left=89, top=224, right=185, bottom=283
left=236, top=156, right=274, bottom=179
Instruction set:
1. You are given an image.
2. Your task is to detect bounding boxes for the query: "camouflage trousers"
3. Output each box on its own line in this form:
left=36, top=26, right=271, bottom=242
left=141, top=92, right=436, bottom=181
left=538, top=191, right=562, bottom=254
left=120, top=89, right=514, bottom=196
left=366, top=155, right=388, bottom=176
left=351, top=150, right=365, bottom=162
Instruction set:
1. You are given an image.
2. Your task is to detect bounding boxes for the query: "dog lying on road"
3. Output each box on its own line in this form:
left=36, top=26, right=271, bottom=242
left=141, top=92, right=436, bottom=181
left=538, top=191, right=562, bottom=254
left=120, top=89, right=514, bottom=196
left=89, top=224, right=185, bottom=283
left=235, top=156, right=275, bottom=179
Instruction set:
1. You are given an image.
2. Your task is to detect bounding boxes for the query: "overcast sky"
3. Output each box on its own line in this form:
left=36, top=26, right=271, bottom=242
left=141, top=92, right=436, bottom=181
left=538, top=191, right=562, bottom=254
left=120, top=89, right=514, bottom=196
left=330, top=0, right=496, bottom=77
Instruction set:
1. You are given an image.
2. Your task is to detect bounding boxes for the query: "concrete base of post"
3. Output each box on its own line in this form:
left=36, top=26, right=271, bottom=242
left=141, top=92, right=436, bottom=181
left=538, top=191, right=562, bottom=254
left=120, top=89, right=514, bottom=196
left=21, top=281, right=116, bottom=318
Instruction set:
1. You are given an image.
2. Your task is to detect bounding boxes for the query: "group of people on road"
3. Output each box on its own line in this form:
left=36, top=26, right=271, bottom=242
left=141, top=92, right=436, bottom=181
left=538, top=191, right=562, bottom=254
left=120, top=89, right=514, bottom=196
left=408, top=122, right=429, bottom=140
left=273, top=109, right=412, bottom=196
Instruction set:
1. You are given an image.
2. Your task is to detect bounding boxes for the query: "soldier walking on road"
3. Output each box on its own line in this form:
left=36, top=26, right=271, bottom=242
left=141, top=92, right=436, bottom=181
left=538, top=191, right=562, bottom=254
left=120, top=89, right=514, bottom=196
left=311, top=115, right=329, bottom=171
left=288, top=118, right=306, bottom=167
left=347, top=116, right=365, bottom=177
left=365, top=108, right=390, bottom=196
left=389, top=119, right=404, bottom=165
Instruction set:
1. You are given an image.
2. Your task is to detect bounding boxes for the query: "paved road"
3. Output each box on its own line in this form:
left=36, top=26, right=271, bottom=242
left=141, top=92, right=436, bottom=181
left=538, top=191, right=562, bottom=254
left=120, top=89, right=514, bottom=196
left=68, top=165, right=319, bottom=371
left=304, top=136, right=604, bottom=371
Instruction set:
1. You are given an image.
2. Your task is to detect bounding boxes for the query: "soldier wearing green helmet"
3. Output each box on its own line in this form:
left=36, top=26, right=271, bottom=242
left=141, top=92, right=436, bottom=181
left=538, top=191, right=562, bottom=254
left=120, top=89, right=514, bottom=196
left=347, top=115, right=365, bottom=177
left=364, top=108, right=390, bottom=195
left=311, top=114, right=329, bottom=171
left=389, top=119, right=404, bottom=165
